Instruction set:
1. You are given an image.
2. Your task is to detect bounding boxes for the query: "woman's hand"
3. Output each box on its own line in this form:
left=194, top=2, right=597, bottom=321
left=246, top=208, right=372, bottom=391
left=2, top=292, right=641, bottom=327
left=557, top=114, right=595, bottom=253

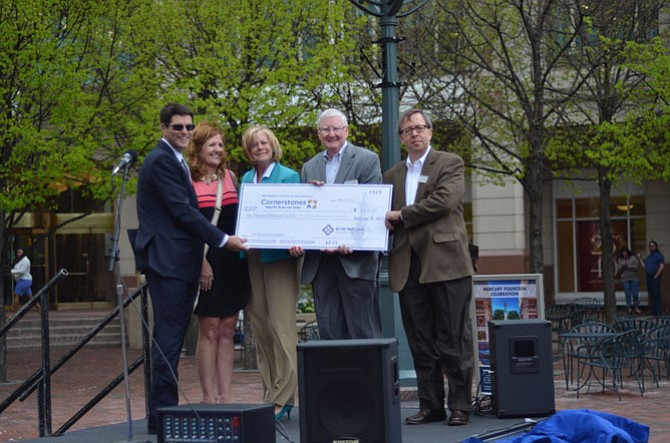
left=200, top=258, right=214, bottom=291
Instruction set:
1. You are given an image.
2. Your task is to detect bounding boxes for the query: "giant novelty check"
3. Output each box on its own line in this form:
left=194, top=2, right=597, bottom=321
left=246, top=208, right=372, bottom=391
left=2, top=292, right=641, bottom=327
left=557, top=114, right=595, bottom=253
left=236, top=183, right=392, bottom=251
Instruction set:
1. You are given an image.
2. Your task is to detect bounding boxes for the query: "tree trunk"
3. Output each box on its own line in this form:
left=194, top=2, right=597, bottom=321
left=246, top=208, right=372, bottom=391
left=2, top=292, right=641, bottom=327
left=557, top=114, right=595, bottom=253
left=525, top=155, right=545, bottom=276
left=0, top=212, right=7, bottom=383
left=598, top=173, right=617, bottom=323
left=0, top=302, right=6, bottom=383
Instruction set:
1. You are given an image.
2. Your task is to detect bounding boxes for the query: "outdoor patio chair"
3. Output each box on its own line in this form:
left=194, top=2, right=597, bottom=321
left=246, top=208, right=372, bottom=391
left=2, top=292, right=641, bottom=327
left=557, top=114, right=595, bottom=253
left=562, top=319, right=616, bottom=390
left=637, top=324, right=670, bottom=391
left=613, top=318, right=655, bottom=335
left=581, top=330, right=644, bottom=400
left=298, top=320, right=320, bottom=342
left=573, top=297, right=606, bottom=322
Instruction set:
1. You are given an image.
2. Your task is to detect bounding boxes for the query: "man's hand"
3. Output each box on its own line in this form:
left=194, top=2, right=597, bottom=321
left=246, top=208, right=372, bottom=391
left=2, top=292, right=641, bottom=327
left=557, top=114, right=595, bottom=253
left=336, top=245, right=352, bottom=254
left=385, top=210, right=402, bottom=230
left=289, top=246, right=304, bottom=257
left=225, top=236, right=249, bottom=251
left=321, top=245, right=352, bottom=255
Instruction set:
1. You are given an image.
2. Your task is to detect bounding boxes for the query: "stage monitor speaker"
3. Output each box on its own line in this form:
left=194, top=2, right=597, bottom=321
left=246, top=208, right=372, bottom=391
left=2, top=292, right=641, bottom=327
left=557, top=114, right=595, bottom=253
left=298, top=338, right=401, bottom=443
left=156, top=403, right=274, bottom=443
left=488, top=320, right=555, bottom=418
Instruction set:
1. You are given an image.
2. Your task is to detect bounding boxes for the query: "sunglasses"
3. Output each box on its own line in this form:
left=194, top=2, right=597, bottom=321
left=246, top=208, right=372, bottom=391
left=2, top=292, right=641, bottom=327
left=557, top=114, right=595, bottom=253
left=169, top=124, right=196, bottom=131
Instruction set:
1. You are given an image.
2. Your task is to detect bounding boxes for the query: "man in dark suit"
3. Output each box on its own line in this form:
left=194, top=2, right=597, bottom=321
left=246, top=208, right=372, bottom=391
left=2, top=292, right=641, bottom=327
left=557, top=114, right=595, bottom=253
left=290, top=108, right=382, bottom=340
left=134, top=103, right=247, bottom=433
left=384, top=109, right=475, bottom=426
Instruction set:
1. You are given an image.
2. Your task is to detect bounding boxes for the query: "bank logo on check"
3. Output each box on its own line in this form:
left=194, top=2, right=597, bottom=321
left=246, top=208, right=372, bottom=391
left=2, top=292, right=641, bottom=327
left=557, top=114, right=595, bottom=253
left=322, top=224, right=334, bottom=236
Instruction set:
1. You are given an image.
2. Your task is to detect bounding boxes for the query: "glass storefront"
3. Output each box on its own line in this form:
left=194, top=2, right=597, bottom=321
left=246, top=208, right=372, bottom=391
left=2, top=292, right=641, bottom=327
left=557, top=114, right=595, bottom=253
left=54, top=232, right=115, bottom=304
left=555, top=194, right=646, bottom=294
left=4, top=187, right=115, bottom=309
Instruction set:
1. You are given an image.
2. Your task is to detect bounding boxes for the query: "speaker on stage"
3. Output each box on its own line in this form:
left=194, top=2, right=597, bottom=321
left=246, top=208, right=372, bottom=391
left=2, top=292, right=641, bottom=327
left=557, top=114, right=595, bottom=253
left=488, top=320, right=555, bottom=418
left=298, top=338, right=401, bottom=443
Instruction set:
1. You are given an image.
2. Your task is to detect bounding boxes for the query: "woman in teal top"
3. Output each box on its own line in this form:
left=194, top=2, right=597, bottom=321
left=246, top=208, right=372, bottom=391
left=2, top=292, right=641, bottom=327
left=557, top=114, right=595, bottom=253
left=241, top=125, right=301, bottom=421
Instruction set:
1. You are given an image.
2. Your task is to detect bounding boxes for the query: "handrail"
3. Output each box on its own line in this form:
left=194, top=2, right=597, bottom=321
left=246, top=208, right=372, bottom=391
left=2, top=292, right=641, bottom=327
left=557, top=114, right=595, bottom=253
left=0, top=279, right=151, bottom=438
left=0, top=268, right=68, bottom=436
left=56, top=355, right=145, bottom=434
left=18, top=284, right=147, bottom=401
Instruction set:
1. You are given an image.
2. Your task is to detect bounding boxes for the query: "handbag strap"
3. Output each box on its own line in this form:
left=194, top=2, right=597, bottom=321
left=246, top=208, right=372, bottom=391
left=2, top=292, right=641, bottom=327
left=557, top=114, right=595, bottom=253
left=203, top=177, right=223, bottom=259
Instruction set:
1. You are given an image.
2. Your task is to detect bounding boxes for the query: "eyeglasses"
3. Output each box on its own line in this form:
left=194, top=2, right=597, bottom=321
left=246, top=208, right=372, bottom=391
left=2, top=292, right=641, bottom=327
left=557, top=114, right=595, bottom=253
left=169, top=124, right=196, bottom=131
left=399, top=124, right=430, bottom=136
left=318, top=126, right=346, bottom=134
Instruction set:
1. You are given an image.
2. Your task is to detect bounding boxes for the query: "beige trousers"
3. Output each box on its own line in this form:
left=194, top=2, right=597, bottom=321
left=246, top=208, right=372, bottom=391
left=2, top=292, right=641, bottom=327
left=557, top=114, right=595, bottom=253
left=247, top=251, right=302, bottom=407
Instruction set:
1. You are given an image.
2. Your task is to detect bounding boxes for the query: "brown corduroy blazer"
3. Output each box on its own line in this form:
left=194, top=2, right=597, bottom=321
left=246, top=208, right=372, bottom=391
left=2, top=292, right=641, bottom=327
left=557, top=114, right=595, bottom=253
left=383, top=148, right=474, bottom=293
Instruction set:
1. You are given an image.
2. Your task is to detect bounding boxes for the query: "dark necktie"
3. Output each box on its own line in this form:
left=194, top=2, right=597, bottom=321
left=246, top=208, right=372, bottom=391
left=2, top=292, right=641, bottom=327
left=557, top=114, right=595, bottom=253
left=180, top=158, right=190, bottom=179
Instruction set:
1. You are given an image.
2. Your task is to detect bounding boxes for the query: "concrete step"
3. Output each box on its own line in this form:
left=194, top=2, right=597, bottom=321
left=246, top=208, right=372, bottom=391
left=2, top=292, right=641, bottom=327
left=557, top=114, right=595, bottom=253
left=6, top=314, right=122, bottom=350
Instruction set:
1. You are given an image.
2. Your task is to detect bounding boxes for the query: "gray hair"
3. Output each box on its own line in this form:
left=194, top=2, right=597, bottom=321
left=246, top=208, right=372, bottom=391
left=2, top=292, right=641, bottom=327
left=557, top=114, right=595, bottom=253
left=317, top=108, right=348, bottom=128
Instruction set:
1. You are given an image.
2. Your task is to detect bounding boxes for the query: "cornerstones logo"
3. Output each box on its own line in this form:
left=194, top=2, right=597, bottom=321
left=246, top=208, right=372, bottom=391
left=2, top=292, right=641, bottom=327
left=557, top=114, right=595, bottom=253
left=307, top=199, right=318, bottom=209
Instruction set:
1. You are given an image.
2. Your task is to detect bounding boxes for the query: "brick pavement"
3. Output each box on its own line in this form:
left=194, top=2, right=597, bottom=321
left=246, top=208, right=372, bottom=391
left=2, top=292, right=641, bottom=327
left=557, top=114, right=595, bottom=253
left=1, top=345, right=669, bottom=442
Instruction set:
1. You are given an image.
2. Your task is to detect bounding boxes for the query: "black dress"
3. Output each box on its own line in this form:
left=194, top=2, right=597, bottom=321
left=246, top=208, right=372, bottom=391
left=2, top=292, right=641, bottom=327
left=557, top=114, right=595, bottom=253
left=193, top=187, right=250, bottom=318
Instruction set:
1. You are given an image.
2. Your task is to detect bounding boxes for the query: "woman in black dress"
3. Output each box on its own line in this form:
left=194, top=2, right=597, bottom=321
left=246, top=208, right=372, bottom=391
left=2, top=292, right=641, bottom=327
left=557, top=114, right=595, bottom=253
left=186, top=121, right=250, bottom=403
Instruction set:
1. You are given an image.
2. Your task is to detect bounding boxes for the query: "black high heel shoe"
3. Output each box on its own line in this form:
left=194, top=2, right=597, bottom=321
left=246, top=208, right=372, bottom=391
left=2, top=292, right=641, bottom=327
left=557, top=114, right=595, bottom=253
left=275, top=404, right=294, bottom=422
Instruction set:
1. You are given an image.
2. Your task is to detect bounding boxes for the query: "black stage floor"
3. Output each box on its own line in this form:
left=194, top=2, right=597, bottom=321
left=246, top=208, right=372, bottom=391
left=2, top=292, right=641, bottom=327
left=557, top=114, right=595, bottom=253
left=16, top=406, right=541, bottom=443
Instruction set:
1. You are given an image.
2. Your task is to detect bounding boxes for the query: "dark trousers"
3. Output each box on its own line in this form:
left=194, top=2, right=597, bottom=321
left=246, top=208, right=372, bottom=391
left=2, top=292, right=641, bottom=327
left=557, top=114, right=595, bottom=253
left=399, top=252, right=474, bottom=412
left=312, top=254, right=382, bottom=340
left=647, top=275, right=663, bottom=316
left=145, top=269, right=198, bottom=425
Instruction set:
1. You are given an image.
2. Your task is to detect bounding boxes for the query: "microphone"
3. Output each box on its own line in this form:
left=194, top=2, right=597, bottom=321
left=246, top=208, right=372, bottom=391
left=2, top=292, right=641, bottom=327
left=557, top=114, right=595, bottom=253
left=112, top=150, right=138, bottom=176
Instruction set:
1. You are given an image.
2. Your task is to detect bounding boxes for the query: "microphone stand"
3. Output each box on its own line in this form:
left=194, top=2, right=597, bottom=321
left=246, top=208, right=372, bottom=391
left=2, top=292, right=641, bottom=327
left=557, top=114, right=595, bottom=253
left=109, top=162, right=149, bottom=443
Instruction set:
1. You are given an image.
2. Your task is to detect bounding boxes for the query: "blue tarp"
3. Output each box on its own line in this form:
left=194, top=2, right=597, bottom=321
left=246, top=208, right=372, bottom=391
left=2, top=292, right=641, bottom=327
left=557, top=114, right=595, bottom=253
left=463, top=409, right=650, bottom=443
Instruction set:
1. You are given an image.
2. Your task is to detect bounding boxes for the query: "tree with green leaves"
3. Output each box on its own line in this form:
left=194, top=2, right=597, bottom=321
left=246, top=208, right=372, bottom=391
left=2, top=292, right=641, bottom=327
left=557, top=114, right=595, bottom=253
left=400, top=0, right=601, bottom=280
left=0, top=0, right=370, bottom=380
left=146, top=0, right=369, bottom=172
left=0, top=0, right=166, bottom=382
left=546, top=0, right=670, bottom=321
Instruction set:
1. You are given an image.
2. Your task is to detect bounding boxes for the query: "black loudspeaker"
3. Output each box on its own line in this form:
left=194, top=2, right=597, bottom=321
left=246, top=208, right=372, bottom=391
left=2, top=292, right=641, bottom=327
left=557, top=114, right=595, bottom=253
left=156, top=403, right=274, bottom=443
left=488, top=320, right=555, bottom=418
left=298, top=338, right=401, bottom=443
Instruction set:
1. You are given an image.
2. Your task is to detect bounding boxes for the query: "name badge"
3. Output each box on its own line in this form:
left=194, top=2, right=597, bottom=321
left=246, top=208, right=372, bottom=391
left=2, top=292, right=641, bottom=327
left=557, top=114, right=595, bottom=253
left=418, top=175, right=429, bottom=183
left=344, top=179, right=359, bottom=185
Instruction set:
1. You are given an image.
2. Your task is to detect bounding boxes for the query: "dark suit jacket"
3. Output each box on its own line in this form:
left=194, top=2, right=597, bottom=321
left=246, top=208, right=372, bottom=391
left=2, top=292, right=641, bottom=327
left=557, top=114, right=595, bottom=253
left=134, top=139, right=223, bottom=283
left=383, top=148, right=474, bottom=292
left=300, top=143, right=382, bottom=283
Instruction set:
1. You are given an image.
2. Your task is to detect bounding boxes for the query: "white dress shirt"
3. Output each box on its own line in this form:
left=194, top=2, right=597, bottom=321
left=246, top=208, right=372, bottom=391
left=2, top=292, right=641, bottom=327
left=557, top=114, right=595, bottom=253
left=405, top=147, right=431, bottom=206
left=324, top=143, right=347, bottom=184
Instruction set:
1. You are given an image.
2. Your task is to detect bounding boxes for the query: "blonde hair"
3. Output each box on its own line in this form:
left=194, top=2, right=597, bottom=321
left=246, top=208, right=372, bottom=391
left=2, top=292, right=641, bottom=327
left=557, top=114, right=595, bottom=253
left=241, top=125, right=282, bottom=163
left=185, top=121, right=228, bottom=181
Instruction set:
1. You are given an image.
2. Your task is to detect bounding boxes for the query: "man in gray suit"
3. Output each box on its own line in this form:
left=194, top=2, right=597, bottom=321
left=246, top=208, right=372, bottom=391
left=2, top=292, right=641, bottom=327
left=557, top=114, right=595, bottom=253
left=290, top=108, right=382, bottom=340
left=384, top=109, right=474, bottom=426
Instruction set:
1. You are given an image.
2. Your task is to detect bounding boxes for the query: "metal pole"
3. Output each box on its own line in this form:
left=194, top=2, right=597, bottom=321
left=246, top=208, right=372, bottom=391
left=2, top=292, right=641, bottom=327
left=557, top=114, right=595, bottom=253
left=348, top=0, right=429, bottom=387
left=38, top=286, right=52, bottom=436
left=378, top=13, right=402, bottom=172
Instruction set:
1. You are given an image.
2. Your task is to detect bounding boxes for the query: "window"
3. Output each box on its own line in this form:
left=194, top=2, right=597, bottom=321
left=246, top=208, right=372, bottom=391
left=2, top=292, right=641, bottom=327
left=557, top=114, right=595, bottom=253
left=555, top=195, right=646, bottom=293
left=550, top=0, right=660, bottom=51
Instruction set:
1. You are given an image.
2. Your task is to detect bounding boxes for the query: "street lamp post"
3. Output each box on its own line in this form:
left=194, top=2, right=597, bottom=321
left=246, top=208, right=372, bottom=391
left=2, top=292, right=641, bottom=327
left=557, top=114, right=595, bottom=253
left=348, top=0, right=429, bottom=386
left=349, top=0, right=428, bottom=170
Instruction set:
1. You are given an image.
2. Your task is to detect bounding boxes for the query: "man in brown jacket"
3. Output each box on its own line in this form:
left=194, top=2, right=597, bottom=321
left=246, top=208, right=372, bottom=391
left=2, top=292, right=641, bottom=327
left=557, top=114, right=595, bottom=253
left=384, top=108, right=474, bottom=426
